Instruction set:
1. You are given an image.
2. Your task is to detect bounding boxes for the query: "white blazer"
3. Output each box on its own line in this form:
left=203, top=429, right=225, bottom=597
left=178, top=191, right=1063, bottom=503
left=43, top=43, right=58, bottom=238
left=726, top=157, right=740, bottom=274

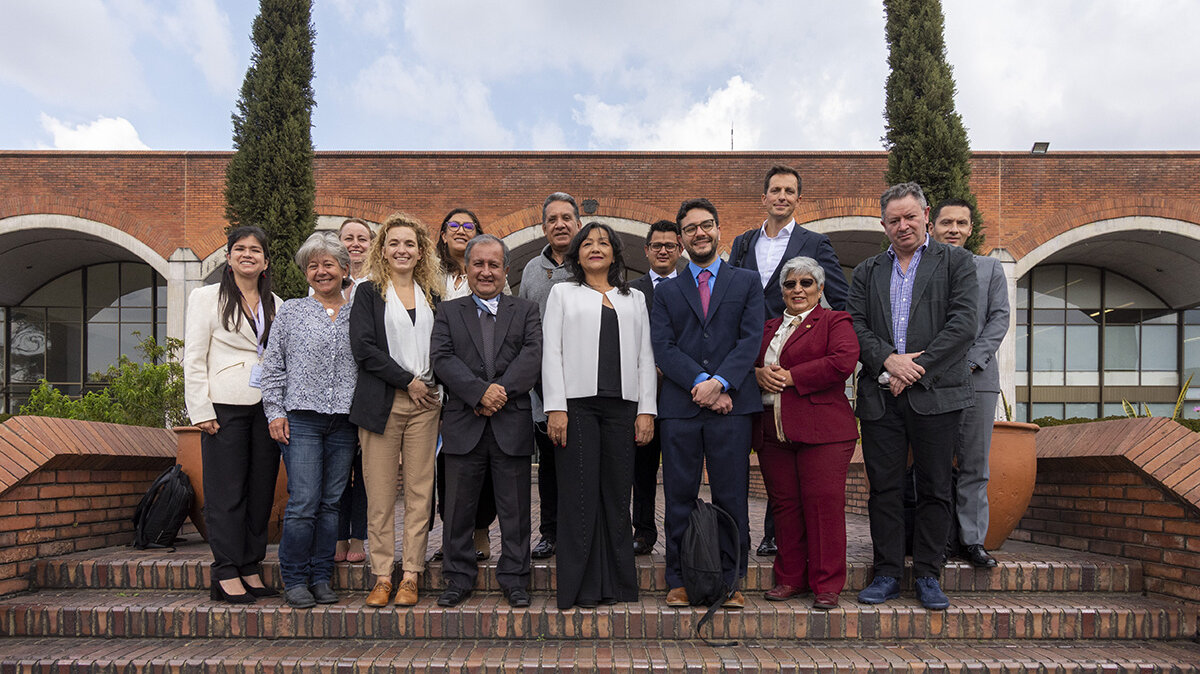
left=541, top=282, right=657, bottom=416
left=183, top=283, right=281, bottom=423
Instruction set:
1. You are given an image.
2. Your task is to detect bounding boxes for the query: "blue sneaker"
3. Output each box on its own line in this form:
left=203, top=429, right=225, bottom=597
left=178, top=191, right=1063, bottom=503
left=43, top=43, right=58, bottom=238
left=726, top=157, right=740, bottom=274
left=856, top=576, right=901, bottom=604
left=914, top=577, right=950, bottom=610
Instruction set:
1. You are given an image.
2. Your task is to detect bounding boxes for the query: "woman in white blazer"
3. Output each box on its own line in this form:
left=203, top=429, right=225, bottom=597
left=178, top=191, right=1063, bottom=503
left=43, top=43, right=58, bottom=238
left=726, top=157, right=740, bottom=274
left=183, top=226, right=282, bottom=604
left=542, top=222, right=657, bottom=610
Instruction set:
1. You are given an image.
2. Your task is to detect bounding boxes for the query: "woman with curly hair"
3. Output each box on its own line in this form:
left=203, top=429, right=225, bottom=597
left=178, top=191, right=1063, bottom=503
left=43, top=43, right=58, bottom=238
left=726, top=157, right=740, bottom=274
left=349, top=212, right=444, bottom=608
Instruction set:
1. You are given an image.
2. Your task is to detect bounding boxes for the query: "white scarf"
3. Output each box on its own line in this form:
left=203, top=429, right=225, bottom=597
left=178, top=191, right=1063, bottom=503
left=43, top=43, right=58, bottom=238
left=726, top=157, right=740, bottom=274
left=384, top=281, right=435, bottom=385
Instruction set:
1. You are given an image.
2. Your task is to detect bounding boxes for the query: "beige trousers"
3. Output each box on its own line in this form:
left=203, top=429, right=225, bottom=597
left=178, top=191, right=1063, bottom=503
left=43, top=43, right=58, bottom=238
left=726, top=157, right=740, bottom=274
left=360, top=390, right=440, bottom=576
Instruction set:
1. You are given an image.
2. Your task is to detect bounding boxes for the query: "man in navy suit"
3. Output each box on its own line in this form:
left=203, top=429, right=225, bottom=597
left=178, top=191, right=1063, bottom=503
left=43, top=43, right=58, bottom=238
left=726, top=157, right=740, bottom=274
left=728, top=164, right=849, bottom=556
left=652, top=198, right=765, bottom=609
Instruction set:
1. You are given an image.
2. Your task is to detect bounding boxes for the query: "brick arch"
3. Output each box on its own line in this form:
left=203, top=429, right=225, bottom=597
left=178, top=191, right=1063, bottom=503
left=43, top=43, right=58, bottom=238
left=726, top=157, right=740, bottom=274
left=0, top=213, right=171, bottom=278
left=1008, top=197, right=1200, bottom=260
left=0, top=196, right=172, bottom=260
left=488, top=198, right=674, bottom=239
left=313, top=197, right=398, bottom=225
left=793, top=197, right=880, bottom=225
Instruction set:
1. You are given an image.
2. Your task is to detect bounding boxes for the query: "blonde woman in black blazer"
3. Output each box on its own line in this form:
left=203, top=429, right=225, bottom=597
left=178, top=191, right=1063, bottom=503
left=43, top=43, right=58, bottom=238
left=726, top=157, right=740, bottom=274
left=541, top=222, right=657, bottom=610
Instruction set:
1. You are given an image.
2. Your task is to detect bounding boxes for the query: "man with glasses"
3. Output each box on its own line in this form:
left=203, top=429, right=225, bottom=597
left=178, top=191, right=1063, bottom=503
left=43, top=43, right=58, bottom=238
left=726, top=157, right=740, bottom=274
left=728, top=164, right=850, bottom=556
left=652, top=199, right=764, bottom=609
left=519, top=192, right=582, bottom=559
left=628, top=220, right=684, bottom=555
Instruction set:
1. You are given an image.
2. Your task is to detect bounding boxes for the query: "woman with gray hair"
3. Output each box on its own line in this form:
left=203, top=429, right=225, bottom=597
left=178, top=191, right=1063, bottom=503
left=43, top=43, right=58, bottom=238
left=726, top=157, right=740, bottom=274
left=260, top=231, right=360, bottom=608
left=752, top=255, right=859, bottom=610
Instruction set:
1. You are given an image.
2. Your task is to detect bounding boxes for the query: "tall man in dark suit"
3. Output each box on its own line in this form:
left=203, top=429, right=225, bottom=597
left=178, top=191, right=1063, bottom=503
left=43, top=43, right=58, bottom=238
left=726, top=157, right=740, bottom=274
left=628, top=219, right=683, bottom=555
left=652, top=198, right=765, bottom=609
left=728, top=164, right=850, bottom=555
left=432, top=234, right=543, bottom=609
left=929, top=199, right=1009, bottom=568
left=848, top=182, right=978, bottom=611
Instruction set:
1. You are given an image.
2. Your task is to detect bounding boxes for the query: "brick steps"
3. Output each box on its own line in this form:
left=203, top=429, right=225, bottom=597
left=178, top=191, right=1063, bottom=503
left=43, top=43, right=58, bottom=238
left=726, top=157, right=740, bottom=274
left=32, top=541, right=1142, bottom=594
left=2, top=637, right=1199, bottom=673
left=0, top=589, right=1192, bottom=641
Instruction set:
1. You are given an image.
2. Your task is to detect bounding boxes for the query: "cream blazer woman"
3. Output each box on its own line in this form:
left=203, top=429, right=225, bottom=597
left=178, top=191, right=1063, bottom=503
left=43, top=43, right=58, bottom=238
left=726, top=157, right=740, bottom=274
left=541, top=282, right=657, bottom=417
left=183, top=283, right=282, bottom=424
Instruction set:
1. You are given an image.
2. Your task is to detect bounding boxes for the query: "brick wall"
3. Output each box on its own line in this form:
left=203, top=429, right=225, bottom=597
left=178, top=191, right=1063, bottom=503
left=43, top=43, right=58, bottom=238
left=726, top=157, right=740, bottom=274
left=0, top=464, right=169, bottom=595
left=1011, top=456, right=1200, bottom=601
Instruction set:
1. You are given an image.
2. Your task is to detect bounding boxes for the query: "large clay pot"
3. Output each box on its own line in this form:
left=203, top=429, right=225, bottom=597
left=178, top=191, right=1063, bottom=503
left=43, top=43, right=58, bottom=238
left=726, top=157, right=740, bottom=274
left=984, top=420, right=1039, bottom=550
left=174, top=426, right=290, bottom=544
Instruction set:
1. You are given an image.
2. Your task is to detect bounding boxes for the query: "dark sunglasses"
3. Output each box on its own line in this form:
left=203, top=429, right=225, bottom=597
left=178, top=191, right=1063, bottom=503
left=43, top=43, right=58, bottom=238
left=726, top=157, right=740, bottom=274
left=446, top=221, right=476, bottom=231
left=782, top=278, right=817, bottom=290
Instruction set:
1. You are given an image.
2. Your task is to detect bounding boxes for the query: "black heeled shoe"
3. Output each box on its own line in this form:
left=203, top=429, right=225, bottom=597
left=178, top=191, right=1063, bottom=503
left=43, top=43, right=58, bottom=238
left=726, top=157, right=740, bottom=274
left=210, top=581, right=256, bottom=604
left=241, top=576, right=279, bottom=598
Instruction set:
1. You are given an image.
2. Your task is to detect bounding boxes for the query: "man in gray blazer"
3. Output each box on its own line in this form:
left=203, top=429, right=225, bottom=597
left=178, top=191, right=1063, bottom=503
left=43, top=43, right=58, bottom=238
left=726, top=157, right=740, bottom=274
left=847, top=182, right=978, bottom=610
left=930, top=199, right=1009, bottom=568
left=432, top=235, right=543, bottom=608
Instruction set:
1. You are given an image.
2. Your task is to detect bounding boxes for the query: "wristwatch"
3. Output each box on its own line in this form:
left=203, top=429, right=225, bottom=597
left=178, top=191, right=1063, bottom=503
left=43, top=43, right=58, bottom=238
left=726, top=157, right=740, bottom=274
left=877, top=371, right=891, bottom=385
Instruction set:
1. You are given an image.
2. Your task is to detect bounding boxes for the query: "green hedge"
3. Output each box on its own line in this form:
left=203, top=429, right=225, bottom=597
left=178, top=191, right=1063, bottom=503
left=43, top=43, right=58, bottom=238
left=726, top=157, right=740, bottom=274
left=1033, top=415, right=1200, bottom=433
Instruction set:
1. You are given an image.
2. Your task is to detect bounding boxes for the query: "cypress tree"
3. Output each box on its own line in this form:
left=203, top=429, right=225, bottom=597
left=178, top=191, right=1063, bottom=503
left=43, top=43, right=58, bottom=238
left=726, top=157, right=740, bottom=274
left=224, top=0, right=316, bottom=298
left=883, top=0, right=984, bottom=253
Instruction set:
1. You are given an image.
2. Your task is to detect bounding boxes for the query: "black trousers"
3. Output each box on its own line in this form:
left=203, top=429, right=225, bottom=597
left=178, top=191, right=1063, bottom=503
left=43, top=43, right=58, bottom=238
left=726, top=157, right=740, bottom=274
left=201, top=402, right=280, bottom=581
left=442, top=423, right=531, bottom=592
left=556, top=396, right=638, bottom=609
left=631, top=423, right=661, bottom=543
left=435, top=451, right=497, bottom=530
left=534, top=421, right=557, bottom=542
left=860, top=389, right=962, bottom=579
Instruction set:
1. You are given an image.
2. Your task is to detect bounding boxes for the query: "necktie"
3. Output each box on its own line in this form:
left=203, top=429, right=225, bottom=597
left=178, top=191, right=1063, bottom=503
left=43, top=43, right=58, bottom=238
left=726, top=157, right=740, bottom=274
left=697, top=269, right=712, bottom=317
left=479, top=311, right=496, bottom=380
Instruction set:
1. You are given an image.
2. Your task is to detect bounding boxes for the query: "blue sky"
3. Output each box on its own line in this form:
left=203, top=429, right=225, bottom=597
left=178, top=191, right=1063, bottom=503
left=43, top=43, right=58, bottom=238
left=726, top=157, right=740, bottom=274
left=2, top=0, right=1198, bottom=152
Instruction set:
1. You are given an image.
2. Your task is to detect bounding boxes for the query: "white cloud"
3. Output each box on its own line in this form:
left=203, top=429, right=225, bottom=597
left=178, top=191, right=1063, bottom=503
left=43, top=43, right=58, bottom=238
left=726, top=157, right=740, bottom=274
left=330, top=0, right=394, bottom=38
left=161, top=0, right=240, bottom=96
left=351, top=54, right=513, bottom=148
left=39, top=114, right=150, bottom=150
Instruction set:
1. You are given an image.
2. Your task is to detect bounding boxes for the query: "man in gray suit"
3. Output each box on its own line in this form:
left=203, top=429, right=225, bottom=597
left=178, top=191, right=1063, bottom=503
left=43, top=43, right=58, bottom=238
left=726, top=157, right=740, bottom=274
left=432, top=234, right=543, bottom=608
left=930, top=199, right=1009, bottom=569
left=847, top=182, right=978, bottom=610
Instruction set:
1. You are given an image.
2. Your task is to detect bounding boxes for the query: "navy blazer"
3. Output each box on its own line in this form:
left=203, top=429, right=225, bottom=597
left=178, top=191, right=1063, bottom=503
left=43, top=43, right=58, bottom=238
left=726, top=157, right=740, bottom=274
left=651, top=263, right=765, bottom=419
left=847, top=239, right=978, bottom=420
left=431, top=294, right=542, bottom=457
left=729, top=225, right=849, bottom=315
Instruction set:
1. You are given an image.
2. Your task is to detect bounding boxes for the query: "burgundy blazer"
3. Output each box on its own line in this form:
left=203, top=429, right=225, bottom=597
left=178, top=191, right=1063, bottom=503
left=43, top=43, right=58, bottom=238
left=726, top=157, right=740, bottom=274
left=752, top=305, right=860, bottom=447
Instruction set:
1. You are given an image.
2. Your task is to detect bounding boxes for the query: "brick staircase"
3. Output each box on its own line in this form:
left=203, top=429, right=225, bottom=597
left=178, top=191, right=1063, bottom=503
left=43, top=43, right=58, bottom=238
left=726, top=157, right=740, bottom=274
left=2, top=500, right=1198, bottom=673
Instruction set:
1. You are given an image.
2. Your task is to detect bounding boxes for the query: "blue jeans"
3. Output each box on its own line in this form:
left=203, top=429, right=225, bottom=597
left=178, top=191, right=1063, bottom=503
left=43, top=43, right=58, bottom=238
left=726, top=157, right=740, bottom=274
left=277, top=411, right=357, bottom=590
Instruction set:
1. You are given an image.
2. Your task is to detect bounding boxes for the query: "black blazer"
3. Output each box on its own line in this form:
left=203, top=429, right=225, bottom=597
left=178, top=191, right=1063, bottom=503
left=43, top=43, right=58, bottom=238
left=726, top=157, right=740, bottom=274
left=629, top=274, right=655, bottom=313
left=431, top=295, right=542, bottom=457
left=729, top=225, right=849, bottom=315
left=349, top=281, right=439, bottom=435
left=847, top=239, right=978, bottom=420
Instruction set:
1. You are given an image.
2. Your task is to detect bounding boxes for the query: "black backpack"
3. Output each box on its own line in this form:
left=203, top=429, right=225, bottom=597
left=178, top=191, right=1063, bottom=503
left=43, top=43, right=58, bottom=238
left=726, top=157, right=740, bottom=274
left=680, top=498, right=742, bottom=645
left=131, top=464, right=194, bottom=550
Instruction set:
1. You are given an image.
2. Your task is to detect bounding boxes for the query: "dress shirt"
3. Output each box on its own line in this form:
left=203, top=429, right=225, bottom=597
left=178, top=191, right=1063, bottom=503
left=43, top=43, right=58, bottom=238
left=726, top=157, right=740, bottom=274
left=649, top=269, right=677, bottom=287
left=886, top=234, right=929, bottom=355
left=686, top=258, right=729, bottom=390
left=260, top=296, right=357, bottom=421
left=760, top=306, right=815, bottom=441
left=472, top=294, right=499, bottom=316
left=753, top=220, right=795, bottom=288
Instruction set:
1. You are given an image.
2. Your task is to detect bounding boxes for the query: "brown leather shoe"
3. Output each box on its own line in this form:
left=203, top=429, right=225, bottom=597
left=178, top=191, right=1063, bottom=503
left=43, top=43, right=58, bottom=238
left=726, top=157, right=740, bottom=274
left=365, top=580, right=392, bottom=607
left=813, top=592, right=840, bottom=610
left=665, top=587, right=689, bottom=607
left=722, top=591, right=745, bottom=609
left=764, top=584, right=803, bottom=601
left=394, top=577, right=419, bottom=606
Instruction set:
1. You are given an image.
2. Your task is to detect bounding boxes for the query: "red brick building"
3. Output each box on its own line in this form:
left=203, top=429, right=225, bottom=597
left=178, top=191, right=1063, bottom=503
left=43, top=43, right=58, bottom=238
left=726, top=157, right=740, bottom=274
left=2, top=150, right=1199, bottom=420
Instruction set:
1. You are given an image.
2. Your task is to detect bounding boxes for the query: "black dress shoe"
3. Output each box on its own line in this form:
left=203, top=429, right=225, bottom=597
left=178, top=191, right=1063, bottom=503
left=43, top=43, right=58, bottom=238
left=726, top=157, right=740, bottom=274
left=503, top=587, right=531, bottom=608
left=437, top=586, right=472, bottom=607
left=210, top=582, right=256, bottom=604
left=531, top=538, right=556, bottom=559
left=284, top=585, right=317, bottom=609
left=756, top=536, right=777, bottom=556
left=964, top=544, right=998, bottom=568
left=632, top=537, right=654, bottom=555
left=310, top=581, right=338, bottom=604
left=244, top=584, right=279, bottom=598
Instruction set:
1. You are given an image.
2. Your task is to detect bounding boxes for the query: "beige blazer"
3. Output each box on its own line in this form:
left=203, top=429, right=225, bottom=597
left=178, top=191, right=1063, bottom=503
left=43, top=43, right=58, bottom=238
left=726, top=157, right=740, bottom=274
left=183, top=283, right=281, bottom=423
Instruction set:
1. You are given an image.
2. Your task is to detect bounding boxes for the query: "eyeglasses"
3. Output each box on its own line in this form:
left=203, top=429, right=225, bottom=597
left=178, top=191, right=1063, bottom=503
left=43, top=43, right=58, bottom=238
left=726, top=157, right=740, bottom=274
left=446, top=221, right=476, bottom=231
left=648, top=242, right=679, bottom=252
left=782, top=278, right=817, bottom=290
left=681, top=219, right=717, bottom=237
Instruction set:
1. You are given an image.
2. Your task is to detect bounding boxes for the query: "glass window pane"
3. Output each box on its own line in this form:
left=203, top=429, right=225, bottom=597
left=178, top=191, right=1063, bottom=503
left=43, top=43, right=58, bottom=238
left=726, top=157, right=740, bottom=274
left=1015, top=327, right=1028, bottom=373
left=1105, top=371, right=1139, bottom=385
left=1140, top=371, right=1178, bottom=386
left=1105, top=272, right=1165, bottom=309
left=1016, top=275, right=1029, bottom=310
left=24, top=270, right=81, bottom=307
left=45, top=321, right=82, bottom=383
left=1066, top=325, right=1098, bottom=371
left=1102, top=402, right=1127, bottom=418
left=1104, top=325, right=1139, bottom=370
left=1065, top=266, right=1101, bottom=309
left=1032, top=266, right=1066, bottom=308
left=1015, top=402, right=1029, bottom=422
left=1030, top=324, right=1064, bottom=372
left=1184, top=326, right=1200, bottom=381
left=121, top=324, right=151, bottom=363
left=1065, top=371, right=1099, bottom=385
left=86, top=263, right=121, bottom=309
left=1065, top=403, right=1098, bottom=419
left=1031, top=403, right=1064, bottom=420
left=9, top=313, right=47, bottom=383
left=120, top=264, right=153, bottom=306
left=87, top=323, right=119, bottom=378
left=1141, top=324, right=1177, bottom=372
left=120, top=307, right=153, bottom=322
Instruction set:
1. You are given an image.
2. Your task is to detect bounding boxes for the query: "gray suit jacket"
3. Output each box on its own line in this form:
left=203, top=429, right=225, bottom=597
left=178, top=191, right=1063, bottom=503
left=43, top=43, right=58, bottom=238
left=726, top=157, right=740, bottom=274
left=967, top=255, right=1010, bottom=394
left=848, top=239, right=979, bottom=420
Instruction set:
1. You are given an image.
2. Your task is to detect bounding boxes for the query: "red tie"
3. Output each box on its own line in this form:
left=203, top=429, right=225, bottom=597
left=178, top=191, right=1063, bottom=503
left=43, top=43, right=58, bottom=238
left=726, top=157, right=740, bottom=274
left=697, top=269, right=712, bottom=317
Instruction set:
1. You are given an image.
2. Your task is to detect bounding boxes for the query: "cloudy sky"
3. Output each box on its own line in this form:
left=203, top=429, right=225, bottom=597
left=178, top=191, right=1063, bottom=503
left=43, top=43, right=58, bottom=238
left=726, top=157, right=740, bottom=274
left=1, top=0, right=1197, bottom=152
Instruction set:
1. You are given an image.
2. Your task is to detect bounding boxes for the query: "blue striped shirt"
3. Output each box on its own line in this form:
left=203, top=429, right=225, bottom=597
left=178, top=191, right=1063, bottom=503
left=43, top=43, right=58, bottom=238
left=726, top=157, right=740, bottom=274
left=887, top=235, right=929, bottom=354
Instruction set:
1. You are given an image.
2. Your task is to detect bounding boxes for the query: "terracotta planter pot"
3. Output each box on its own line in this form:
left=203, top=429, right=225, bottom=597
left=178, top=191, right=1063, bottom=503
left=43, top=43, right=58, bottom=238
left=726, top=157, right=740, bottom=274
left=174, top=426, right=290, bottom=544
left=984, top=420, right=1039, bottom=550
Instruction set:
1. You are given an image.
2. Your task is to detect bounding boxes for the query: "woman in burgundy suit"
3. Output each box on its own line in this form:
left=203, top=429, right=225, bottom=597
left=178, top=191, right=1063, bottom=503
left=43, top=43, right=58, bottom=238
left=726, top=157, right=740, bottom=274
left=753, top=256, right=860, bottom=610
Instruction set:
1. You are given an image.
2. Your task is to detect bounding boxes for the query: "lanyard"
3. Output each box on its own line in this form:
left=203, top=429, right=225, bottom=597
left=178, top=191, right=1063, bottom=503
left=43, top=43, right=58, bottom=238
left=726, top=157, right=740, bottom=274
left=250, top=297, right=265, bottom=359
